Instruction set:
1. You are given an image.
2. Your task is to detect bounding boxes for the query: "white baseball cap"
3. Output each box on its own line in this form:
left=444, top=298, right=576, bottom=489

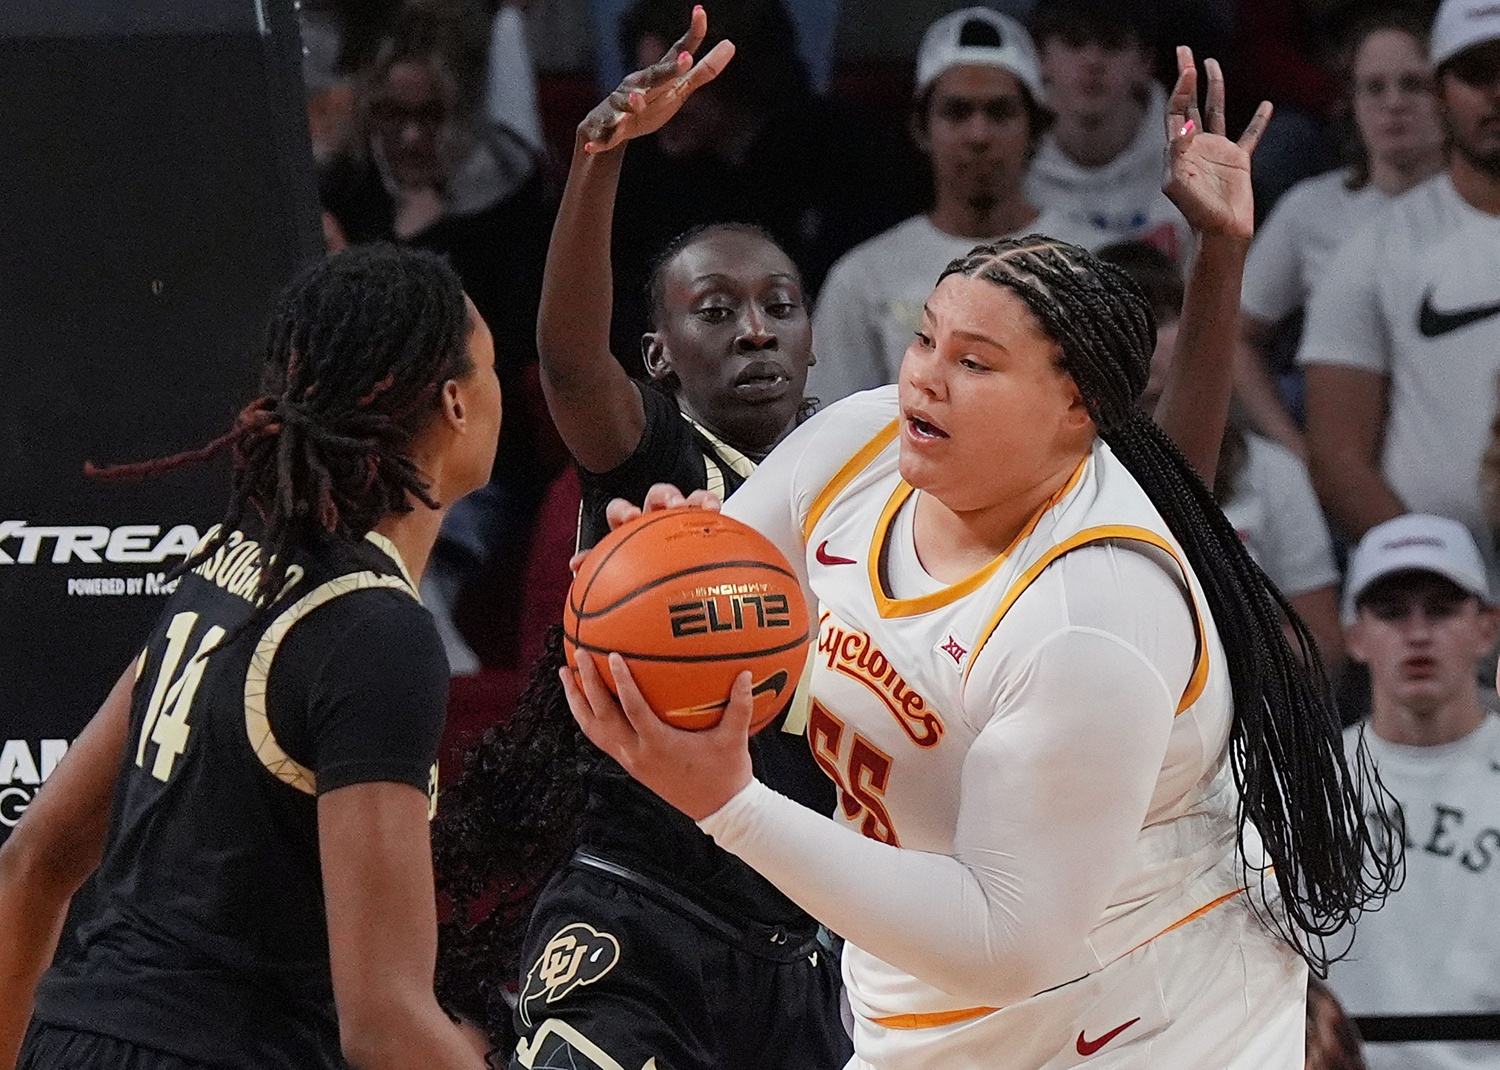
left=1343, top=514, right=1491, bottom=623
left=1431, top=0, right=1500, bottom=69
left=915, top=7, right=1045, bottom=102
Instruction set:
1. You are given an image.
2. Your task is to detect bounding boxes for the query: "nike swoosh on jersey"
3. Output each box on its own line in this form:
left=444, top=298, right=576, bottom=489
left=1417, top=288, right=1500, bottom=337
left=815, top=540, right=857, bottom=566
left=1075, top=1017, right=1140, bottom=1056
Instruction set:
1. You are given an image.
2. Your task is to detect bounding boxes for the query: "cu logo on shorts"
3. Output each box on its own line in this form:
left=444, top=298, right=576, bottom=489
left=519, top=923, right=622, bottom=1028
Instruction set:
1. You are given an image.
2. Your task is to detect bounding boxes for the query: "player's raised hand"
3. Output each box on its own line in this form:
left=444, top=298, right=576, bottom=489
left=1164, top=46, right=1271, bottom=241
left=577, top=5, right=736, bottom=155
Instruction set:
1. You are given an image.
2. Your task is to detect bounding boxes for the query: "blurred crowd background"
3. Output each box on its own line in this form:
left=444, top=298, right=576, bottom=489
left=295, top=2, right=1500, bottom=1067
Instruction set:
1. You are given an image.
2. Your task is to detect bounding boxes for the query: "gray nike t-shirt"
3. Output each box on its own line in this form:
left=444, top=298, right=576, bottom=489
left=1300, top=172, right=1500, bottom=582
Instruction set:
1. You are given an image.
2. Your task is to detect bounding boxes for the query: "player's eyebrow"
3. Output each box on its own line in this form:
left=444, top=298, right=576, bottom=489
left=920, top=303, right=1008, bottom=352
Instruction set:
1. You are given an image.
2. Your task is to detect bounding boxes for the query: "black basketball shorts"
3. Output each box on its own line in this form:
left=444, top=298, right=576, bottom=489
left=18, top=1022, right=217, bottom=1070
left=508, top=853, right=852, bottom=1070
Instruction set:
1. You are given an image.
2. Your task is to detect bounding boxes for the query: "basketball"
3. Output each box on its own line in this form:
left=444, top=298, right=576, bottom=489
left=563, top=508, right=811, bottom=732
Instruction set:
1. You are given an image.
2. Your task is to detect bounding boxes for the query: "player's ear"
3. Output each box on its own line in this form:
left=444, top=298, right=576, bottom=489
left=642, top=333, right=671, bottom=381
left=439, top=377, right=466, bottom=430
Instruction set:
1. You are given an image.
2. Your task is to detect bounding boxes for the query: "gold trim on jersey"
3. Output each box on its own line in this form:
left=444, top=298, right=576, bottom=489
left=513, top=1018, right=658, bottom=1070
left=866, top=459, right=1087, bottom=619
left=243, top=569, right=419, bottom=794
left=868, top=881, right=1254, bottom=1032
left=681, top=412, right=757, bottom=503
left=870, top=1005, right=1000, bottom=1030
left=962, top=525, right=1209, bottom=714
left=363, top=530, right=418, bottom=592
left=801, top=420, right=900, bottom=541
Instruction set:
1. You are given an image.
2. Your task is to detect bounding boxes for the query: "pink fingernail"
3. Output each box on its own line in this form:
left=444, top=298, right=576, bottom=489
left=1179, top=119, right=1195, bottom=136
left=693, top=4, right=703, bottom=11
left=679, top=50, right=692, bottom=64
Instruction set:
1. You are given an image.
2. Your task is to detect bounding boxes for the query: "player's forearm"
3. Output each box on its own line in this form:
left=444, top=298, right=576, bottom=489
left=701, top=650, right=1169, bottom=1006
left=0, top=846, right=73, bottom=1070
left=536, top=137, right=626, bottom=397
left=1154, top=233, right=1250, bottom=484
left=339, top=994, right=487, bottom=1070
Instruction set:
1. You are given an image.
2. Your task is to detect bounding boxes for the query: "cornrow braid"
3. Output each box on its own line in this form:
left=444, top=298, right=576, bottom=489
left=88, top=244, right=473, bottom=615
left=938, top=237, right=1400, bottom=975
left=432, top=626, right=597, bottom=1053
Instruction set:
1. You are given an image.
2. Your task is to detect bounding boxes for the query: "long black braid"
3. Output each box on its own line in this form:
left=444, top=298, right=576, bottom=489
left=938, top=236, right=1399, bottom=975
left=433, top=627, right=591, bottom=1050
left=87, top=243, right=473, bottom=613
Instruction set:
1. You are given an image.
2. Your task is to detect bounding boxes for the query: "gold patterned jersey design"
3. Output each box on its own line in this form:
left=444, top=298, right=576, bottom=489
left=243, top=562, right=418, bottom=795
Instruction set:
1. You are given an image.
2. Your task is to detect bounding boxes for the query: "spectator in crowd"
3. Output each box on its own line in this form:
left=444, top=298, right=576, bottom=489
left=1025, top=0, right=1194, bottom=259
left=1301, top=0, right=1500, bottom=588
left=1102, top=240, right=1345, bottom=674
left=808, top=7, right=1099, bottom=405
left=607, top=0, right=923, bottom=369
left=1241, top=10, right=1445, bottom=460
left=1333, top=513, right=1500, bottom=1070
left=1307, top=977, right=1368, bottom=1070
left=319, top=0, right=558, bottom=673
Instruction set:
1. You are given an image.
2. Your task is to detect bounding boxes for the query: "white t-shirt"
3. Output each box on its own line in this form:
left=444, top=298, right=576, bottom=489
left=1024, top=83, right=1194, bottom=261
left=1298, top=173, right=1500, bottom=583
left=704, top=388, right=1299, bottom=1067
left=807, top=210, right=1100, bottom=405
left=1221, top=432, right=1339, bottom=598
left=1330, top=716, right=1500, bottom=1070
left=1241, top=168, right=1393, bottom=325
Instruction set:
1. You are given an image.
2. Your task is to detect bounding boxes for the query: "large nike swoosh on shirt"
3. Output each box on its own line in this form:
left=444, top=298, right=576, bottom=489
left=1076, top=1017, right=1141, bottom=1056
left=1417, top=288, right=1500, bottom=337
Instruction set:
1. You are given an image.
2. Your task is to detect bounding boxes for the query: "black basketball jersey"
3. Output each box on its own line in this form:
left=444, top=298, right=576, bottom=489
left=33, top=526, right=448, bottom=1070
left=573, top=383, right=837, bottom=927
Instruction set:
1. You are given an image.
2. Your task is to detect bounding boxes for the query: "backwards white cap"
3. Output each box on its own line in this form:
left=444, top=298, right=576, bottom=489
left=915, top=7, right=1044, bottom=102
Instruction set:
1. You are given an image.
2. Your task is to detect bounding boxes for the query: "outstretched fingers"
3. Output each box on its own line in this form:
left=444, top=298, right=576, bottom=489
left=1167, top=45, right=1201, bottom=140
left=1238, top=100, right=1274, bottom=156
left=1204, top=57, right=1226, bottom=136
left=675, top=38, right=736, bottom=97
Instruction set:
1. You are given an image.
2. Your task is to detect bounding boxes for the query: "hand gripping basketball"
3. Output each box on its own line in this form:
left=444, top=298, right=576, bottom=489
left=562, top=507, right=811, bottom=733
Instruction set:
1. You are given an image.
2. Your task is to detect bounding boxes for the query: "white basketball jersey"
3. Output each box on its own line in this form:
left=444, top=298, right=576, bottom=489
left=796, top=396, right=1265, bottom=1039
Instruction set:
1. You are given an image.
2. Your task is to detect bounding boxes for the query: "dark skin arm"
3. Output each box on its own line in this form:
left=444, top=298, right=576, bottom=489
left=536, top=9, right=734, bottom=474
left=1304, top=364, right=1405, bottom=538
left=0, top=662, right=135, bottom=1070
left=320, top=782, right=485, bottom=1070
left=1155, top=48, right=1272, bottom=484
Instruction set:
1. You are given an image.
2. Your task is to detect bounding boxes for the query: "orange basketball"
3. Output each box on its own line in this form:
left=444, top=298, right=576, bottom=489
left=563, top=509, right=810, bottom=732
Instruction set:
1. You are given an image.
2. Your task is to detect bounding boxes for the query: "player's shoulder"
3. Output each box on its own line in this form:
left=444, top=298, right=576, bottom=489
left=779, top=386, right=901, bottom=510
left=802, top=386, right=900, bottom=454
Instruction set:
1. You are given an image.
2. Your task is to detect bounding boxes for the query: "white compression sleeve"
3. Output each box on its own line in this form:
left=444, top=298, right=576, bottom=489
left=699, top=545, right=1197, bottom=1006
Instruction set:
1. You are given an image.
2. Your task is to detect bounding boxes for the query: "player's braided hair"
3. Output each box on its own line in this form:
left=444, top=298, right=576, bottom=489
left=938, top=236, right=1399, bottom=975
left=432, top=627, right=592, bottom=1053
left=87, top=243, right=473, bottom=610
